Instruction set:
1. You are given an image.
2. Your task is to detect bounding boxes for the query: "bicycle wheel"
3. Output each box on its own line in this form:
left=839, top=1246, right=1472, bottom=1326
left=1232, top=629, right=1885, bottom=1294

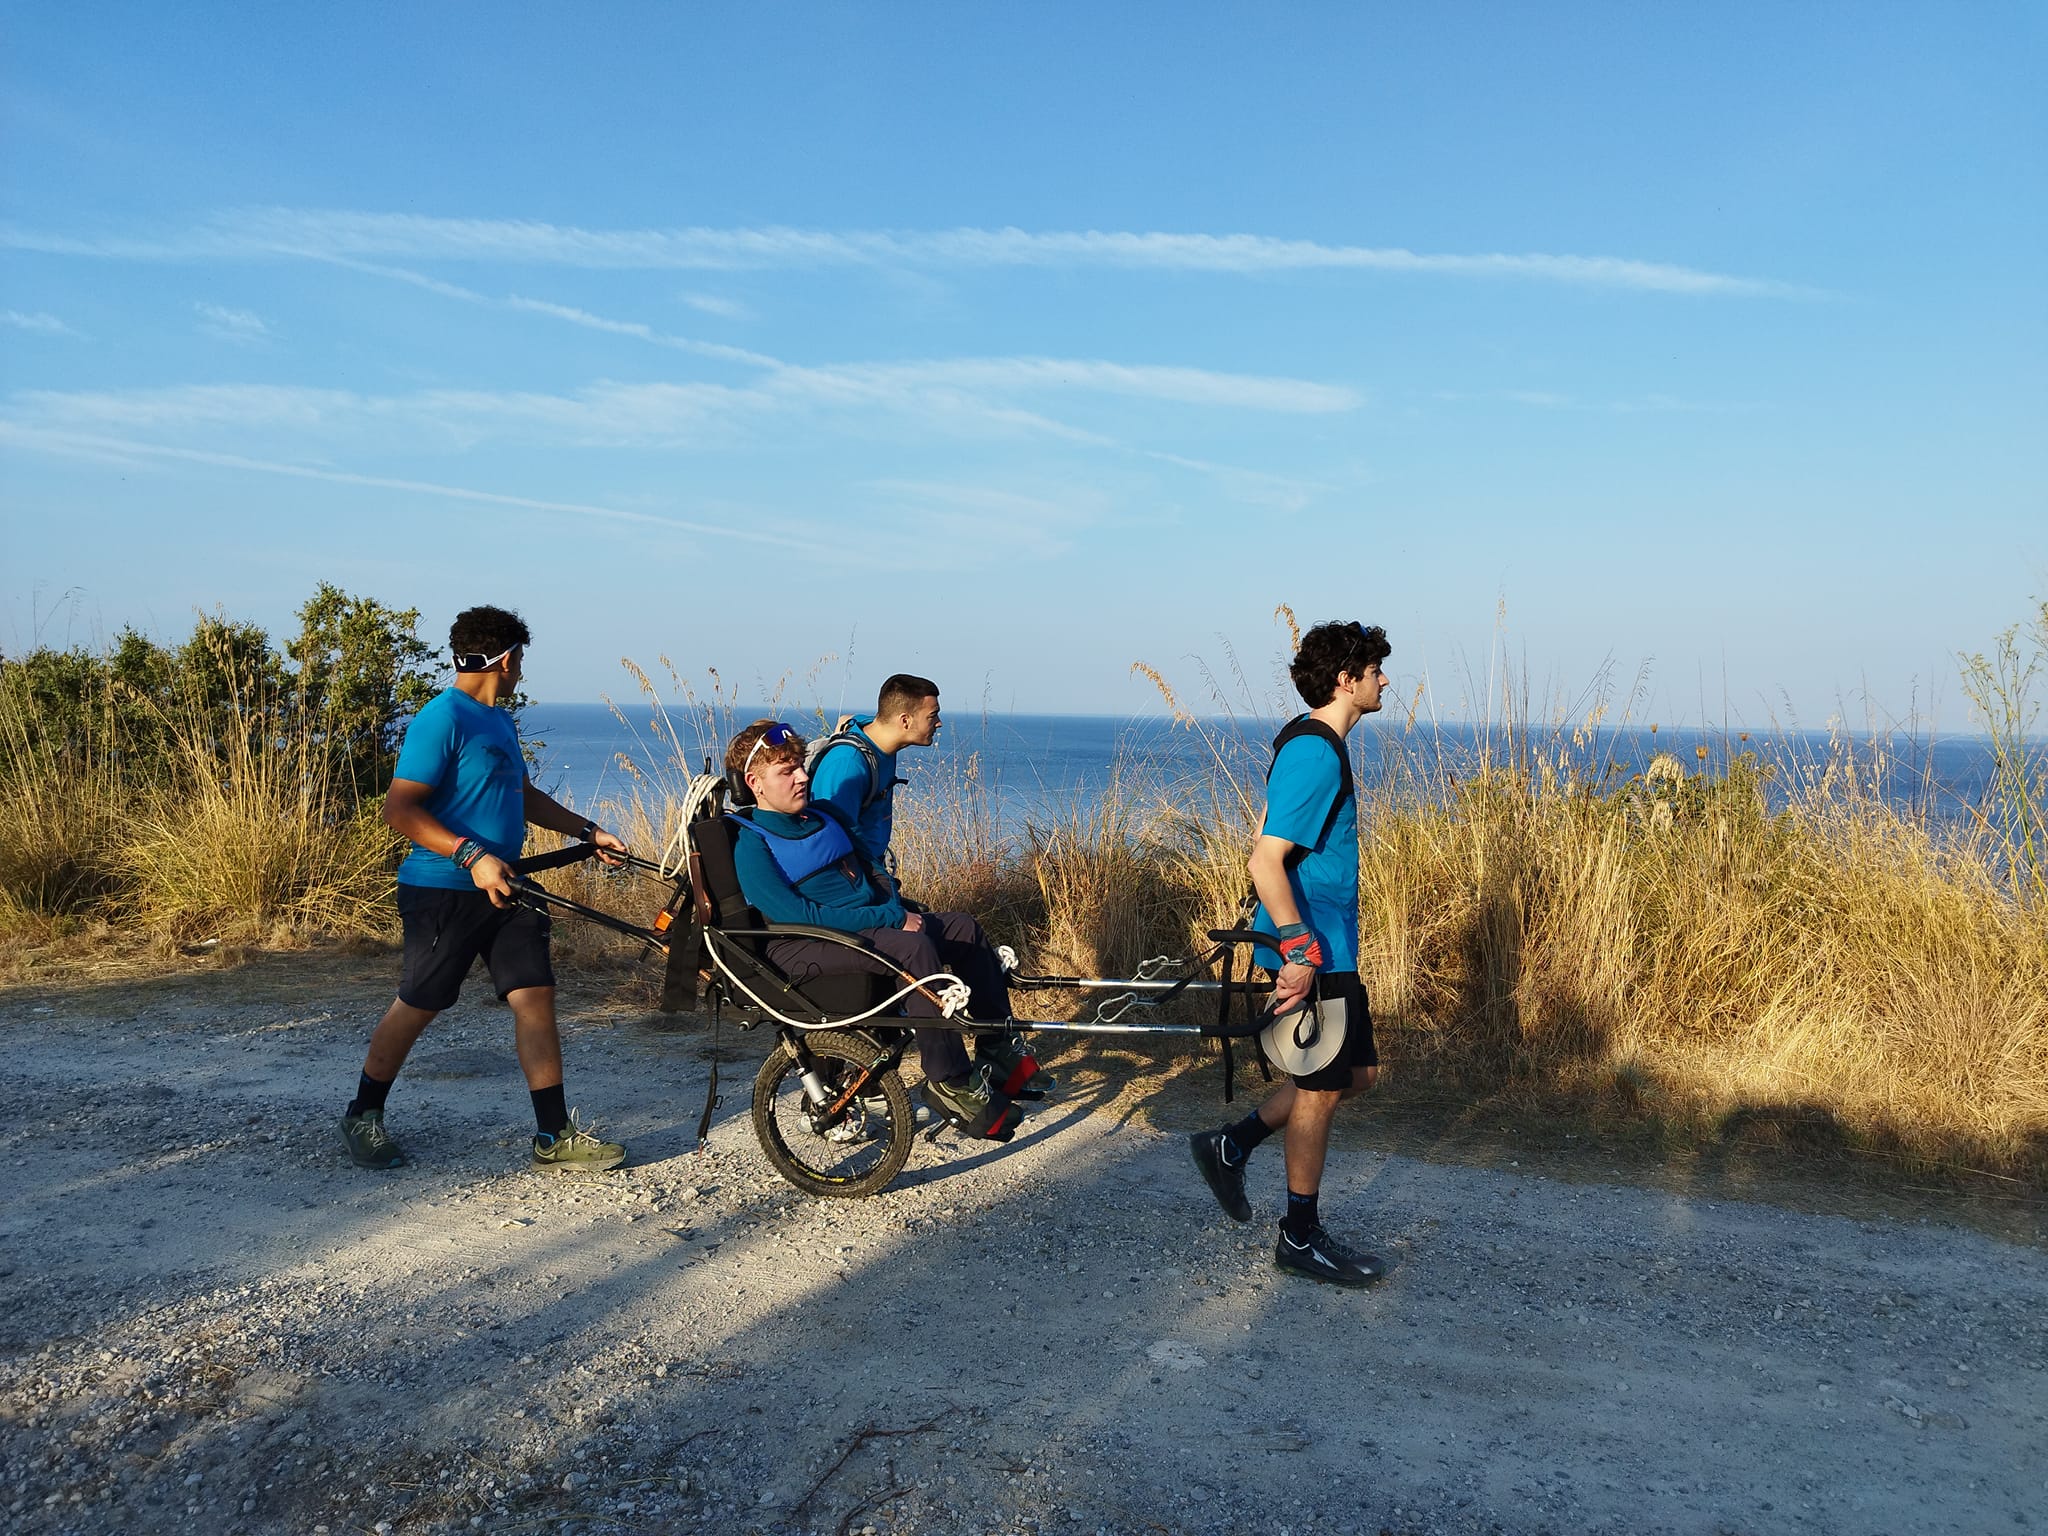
left=751, top=1030, right=915, bottom=1198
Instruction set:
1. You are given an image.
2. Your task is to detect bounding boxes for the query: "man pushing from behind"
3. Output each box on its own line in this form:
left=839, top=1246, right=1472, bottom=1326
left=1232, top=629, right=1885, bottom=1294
left=340, top=604, right=628, bottom=1174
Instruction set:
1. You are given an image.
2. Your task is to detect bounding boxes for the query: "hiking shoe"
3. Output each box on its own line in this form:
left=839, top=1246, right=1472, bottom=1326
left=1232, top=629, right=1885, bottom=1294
left=530, top=1110, right=626, bottom=1173
left=975, top=1030, right=1054, bottom=1098
left=918, top=1065, right=1020, bottom=1142
left=1188, top=1128, right=1252, bottom=1222
left=1274, top=1224, right=1384, bottom=1288
left=340, top=1109, right=406, bottom=1169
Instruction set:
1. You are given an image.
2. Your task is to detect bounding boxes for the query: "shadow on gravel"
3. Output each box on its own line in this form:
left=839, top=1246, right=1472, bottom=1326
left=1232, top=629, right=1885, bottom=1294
left=9, top=954, right=2047, bottom=1536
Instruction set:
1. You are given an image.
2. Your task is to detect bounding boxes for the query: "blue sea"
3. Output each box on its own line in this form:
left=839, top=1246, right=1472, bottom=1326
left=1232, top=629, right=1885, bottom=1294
left=519, top=702, right=2011, bottom=834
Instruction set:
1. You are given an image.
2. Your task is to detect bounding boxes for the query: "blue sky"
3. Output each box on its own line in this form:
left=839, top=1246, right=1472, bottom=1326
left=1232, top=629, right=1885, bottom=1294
left=3, top=3, right=2043, bottom=729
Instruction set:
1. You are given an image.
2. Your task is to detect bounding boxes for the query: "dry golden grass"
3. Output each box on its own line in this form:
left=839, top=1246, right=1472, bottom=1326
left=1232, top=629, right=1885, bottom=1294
left=1346, top=746, right=2047, bottom=1178
left=0, top=674, right=403, bottom=949
left=8, top=634, right=2045, bottom=1187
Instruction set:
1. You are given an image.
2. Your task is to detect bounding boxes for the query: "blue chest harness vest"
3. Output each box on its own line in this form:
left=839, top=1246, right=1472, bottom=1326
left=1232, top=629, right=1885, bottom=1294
left=727, top=809, right=861, bottom=888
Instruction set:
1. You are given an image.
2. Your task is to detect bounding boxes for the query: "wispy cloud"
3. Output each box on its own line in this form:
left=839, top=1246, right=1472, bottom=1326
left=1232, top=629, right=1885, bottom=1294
left=0, top=422, right=1076, bottom=571
left=2, top=309, right=76, bottom=336
left=0, top=420, right=846, bottom=558
left=681, top=291, right=753, bottom=320
left=10, top=342, right=1352, bottom=457
left=864, top=478, right=1103, bottom=560
left=503, top=295, right=778, bottom=367
left=788, top=358, right=1357, bottom=413
left=194, top=302, right=270, bottom=344
left=1, top=208, right=1807, bottom=296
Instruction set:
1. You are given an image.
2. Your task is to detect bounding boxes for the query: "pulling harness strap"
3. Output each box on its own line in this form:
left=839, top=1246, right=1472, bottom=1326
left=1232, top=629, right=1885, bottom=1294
left=511, top=843, right=604, bottom=876
left=696, top=1002, right=720, bottom=1149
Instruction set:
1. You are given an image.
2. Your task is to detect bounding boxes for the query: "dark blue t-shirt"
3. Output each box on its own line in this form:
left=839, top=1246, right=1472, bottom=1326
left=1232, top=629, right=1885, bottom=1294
left=1250, top=731, right=1360, bottom=970
left=392, top=688, right=527, bottom=888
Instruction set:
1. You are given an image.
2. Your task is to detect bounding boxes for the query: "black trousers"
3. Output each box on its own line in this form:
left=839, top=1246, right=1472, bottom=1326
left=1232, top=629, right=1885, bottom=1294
left=764, top=911, right=1011, bottom=1084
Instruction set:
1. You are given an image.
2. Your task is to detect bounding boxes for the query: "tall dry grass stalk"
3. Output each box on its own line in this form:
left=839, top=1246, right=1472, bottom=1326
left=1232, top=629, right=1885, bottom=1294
left=0, top=641, right=402, bottom=947
left=1345, top=736, right=2048, bottom=1175
left=0, top=681, right=126, bottom=927
left=119, top=689, right=399, bottom=942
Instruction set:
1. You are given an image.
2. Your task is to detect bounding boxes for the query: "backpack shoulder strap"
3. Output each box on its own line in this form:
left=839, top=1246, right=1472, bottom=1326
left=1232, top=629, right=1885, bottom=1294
left=1266, top=715, right=1354, bottom=869
left=808, top=730, right=887, bottom=809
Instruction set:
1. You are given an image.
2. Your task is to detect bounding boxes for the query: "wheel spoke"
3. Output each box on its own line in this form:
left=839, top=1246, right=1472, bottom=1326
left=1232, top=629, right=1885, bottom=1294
left=751, top=1031, right=916, bottom=1198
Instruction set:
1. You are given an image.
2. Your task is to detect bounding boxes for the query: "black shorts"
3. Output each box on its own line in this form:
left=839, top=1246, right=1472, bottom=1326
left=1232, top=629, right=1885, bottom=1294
left=1281, top=970, right=1377, bottom=1092
left=396, top=884, right=555, bottom=1011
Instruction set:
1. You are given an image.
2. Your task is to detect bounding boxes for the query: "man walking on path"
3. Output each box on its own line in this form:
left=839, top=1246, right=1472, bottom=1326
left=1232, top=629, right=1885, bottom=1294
left=340, top=604, right=630, bottom=1174
left=1189, top=620, right=1392, bottom=1286
left=810, top=673, right=1052, bottom=1096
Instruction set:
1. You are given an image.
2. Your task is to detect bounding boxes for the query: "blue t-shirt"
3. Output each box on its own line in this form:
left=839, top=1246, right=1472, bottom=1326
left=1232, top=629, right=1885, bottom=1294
left=1250, top=731, right=1360, bottom=971
left=808, top=719, right=899, bottom=865
left=391, top=688, right=528, bottom=888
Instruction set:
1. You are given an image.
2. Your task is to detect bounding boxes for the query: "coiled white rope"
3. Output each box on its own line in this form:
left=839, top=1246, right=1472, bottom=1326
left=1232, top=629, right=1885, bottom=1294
left=659, top=773, right=727, bottom=881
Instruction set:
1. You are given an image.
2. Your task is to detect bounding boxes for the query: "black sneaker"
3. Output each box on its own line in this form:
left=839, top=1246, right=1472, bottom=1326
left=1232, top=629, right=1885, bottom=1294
left=1274, top=1224, right=1383, bottom=1288
left=1188, top=1128, right=1252, bottom=1222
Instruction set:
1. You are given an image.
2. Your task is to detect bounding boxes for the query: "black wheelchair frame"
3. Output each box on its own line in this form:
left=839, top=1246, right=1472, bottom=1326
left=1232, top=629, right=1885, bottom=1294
left=508, top=787, right=1276, bottom=1198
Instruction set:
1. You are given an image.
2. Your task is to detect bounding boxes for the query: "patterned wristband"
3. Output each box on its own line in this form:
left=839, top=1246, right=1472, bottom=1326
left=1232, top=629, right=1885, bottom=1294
left=454, top=838, right=486, bottom=870
left=1278, top=930, right=1325, bottom=970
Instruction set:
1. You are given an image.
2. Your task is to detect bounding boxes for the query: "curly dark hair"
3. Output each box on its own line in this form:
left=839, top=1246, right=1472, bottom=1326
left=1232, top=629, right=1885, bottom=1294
left=1289, top=620, right=1391, bottom=708
left=448, top=605, right=531, bottom=667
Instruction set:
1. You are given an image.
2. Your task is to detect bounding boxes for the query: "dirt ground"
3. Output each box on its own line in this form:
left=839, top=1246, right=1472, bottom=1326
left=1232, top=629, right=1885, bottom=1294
left=4, top=948, right=2046, bottom=1536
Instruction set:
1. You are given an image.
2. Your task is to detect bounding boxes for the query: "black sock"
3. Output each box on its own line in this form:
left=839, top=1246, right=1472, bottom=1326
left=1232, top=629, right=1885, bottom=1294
left=531, top=1084, right=569, bottom=1137
left=1283, top=1188, right=1320, bottom=1238
left=1222, top=1109, right=1274, bottom=1163
left=346, top=1072, right=393, bottom=1118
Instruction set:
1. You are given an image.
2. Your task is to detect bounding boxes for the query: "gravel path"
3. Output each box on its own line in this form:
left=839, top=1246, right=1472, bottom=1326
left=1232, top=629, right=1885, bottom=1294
left=3, top=952, right=2045, bottom=1536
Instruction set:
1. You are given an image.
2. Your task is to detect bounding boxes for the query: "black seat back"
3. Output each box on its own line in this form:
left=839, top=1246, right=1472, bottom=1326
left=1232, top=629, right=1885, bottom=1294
left=689, top=815, right=762, bottom=931
left=683, top=813, right=890, bottom=1022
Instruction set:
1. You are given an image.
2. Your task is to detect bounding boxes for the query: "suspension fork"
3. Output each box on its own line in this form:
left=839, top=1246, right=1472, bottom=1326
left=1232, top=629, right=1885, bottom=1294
left=782, top=1027, right=903, bottom=1120
left=783, top=1027, right=839, bottom=1108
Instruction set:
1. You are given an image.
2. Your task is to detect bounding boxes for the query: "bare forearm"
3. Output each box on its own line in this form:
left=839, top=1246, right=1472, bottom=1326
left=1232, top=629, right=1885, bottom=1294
left=384, top=789, right=462, bottom=858
left=522, top=782, right=596, bottom=837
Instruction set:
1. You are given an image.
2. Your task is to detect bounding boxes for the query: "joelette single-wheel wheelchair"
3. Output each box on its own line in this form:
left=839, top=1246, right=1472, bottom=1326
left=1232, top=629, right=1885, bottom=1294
left=507, top=775, right=1276, bottom=1198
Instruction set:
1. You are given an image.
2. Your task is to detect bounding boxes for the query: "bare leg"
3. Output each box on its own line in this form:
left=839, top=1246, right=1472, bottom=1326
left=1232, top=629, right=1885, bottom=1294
left=1282, top=1086, right=1343, bottom=1196
left=505, top=986, right=564, bottom=1091
left=362, top=998, right=439, bottom=1082
left=1251, top=1063, right=1379, bottom=1137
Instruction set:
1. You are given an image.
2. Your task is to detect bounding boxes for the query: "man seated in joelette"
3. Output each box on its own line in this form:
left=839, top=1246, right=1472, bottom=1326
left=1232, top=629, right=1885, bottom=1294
left=722, top=719, right=1032, bottom=1142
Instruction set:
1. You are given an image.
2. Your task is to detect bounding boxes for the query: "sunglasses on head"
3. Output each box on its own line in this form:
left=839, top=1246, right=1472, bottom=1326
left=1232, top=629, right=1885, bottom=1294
left=742, top=722, right=800, bottom=778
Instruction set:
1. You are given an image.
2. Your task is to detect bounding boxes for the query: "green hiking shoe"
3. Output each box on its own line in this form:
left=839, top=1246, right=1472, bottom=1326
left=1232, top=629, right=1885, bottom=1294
left=918, top=1064, right=1021, bottom=1142
left=340, top=1109, right=406, bottom=1169
left=530, top=1110, right=626, bottom=1173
